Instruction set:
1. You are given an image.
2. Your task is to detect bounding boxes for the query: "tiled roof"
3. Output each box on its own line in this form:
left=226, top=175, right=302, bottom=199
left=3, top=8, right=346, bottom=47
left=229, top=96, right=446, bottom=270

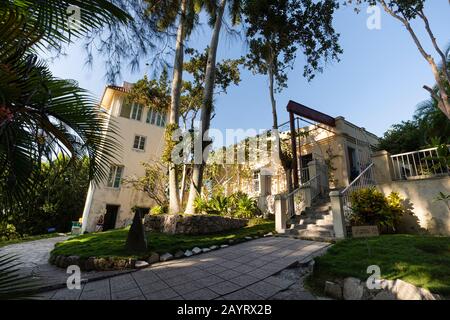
left=106, top=85, right=131, bottom=93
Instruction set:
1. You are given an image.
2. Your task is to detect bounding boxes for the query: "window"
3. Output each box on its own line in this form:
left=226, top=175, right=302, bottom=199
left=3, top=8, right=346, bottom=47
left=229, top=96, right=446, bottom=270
left=130, top=103, right=143, bottom=121
left=253, top=170, right=260, bottom=193
left=146, top=108, right=166, bottom=127
left=119, top=101, right=132, bottom=118
left=107, top=165, right=124, bottom=188
left=133, top=135, right=146, bottom=151
left=120, top=101, right=143, bottom=121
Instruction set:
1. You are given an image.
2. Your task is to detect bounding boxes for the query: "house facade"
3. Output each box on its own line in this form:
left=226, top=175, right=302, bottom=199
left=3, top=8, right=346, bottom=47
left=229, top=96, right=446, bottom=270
left=81, top=83, right=167, bottom=233
left=208, top=115, right=379, bottom=215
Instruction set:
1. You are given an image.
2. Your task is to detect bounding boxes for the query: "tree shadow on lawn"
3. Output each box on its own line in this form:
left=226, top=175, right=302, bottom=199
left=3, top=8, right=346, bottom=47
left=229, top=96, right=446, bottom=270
left=52, top=221, right=275, bottom=260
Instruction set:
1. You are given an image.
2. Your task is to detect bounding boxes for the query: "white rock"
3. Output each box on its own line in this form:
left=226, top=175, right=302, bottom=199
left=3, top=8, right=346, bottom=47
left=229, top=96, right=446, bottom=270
left=202, top=248, right=211, bottom=253
left=220, top=245, right=229, bottom=248
left=160, top=253, right=174, bottom=262
left=245, top=236, right=252, bottom=240
left=192, top=247, right=202, bottom=254
left=264, top=232, right=273, bottom=237
left=391, top=279, right=422, bottom=300
left=209, top=245, right=218, bottom=250
left=343, top=277, right=364, bottom=300
left=324, top=281, right=342, bottom=299
left=184, top=250, right=193, bottom=257
left=135, top=261, right=149, bottom=268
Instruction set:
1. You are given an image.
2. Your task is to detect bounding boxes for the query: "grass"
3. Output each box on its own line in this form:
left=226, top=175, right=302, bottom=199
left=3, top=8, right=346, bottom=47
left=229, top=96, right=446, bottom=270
left=305, top=234, right=450, bottom=297
left=52, top=218, right=274, bottom=260
left=0, top=233, right=63, bottom=248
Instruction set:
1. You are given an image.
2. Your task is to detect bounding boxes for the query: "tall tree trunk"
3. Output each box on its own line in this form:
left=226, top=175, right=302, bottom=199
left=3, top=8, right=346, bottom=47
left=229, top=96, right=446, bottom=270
left=168, top=0, right=188, bottom=214
left=185, top=0, right=227, bottom=214
left=268, top=61, right=282, bottom=166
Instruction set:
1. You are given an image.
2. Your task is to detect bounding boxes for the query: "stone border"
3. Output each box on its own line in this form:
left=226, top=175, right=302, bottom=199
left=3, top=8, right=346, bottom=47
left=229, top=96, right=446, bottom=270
left=323, top=277, right=441, bottom=300
left=49, top=232, right=274, bottom=271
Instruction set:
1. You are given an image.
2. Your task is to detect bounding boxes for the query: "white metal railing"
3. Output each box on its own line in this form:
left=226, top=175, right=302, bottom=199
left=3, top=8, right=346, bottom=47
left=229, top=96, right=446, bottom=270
left=284, top=174, right=321, bottom=216
left=340, top=163, right=375, bottom=220
left=390, top=147, right=449, bottom=180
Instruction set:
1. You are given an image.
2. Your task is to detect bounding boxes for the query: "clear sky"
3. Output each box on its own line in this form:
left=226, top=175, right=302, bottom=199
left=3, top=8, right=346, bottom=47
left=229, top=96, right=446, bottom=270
left=47, top=1, right=449, bottom=139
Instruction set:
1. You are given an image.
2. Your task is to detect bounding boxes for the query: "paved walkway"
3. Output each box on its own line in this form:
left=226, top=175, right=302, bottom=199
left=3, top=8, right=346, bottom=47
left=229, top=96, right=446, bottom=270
left=43, top=237, right=331, bottom=300
left=0, top=236, right=131, bottom=291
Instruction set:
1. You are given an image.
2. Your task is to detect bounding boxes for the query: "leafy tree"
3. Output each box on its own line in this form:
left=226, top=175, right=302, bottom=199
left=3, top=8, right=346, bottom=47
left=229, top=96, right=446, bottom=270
left=122, top=161, right=169, bottom=208
left=145, top=0, right=208, bottom=214
left=242, top=0, right=341, bottom=208
left=0, top=1, right=128, bottom=212
left=348, top=0, right=450, bottom=118
left=244, top=0, right=342, bottom=130
left=0, top=155, right=90, bottom=236
left=128, top=48, right=243, bottom=212
left=185, top=0, right=243, bottom=214
left=377, top=120, right=424, bottom=154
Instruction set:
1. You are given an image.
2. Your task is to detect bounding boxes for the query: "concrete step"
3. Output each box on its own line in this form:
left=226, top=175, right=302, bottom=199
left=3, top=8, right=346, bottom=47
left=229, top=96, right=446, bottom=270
left=290, top=228, right=334, bottom=239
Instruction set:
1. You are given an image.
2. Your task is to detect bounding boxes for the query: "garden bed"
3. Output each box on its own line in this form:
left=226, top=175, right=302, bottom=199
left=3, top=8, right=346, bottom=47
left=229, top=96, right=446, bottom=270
left=50, top=218, right=274, bottom=271
left=305, top=234, right=450, bottom=298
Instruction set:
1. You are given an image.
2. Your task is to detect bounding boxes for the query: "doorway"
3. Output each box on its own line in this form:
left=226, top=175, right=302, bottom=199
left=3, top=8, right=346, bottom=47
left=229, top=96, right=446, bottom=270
left=103, top=204, right=119, bottom=231
left=347, top=147, right=359, bottom=182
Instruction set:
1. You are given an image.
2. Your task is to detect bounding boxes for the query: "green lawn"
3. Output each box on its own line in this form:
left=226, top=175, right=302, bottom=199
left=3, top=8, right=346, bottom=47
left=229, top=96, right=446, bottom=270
left=306, top=234, right=450, bottom=297
left=0, top=233, right=63, bottom=248
left=52, top=218, right=274, bottom=260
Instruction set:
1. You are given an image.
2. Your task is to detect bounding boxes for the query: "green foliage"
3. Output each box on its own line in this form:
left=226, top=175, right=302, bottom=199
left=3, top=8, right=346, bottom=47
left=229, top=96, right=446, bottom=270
left=0, top=155, right=90, bottom=236
left=0, top=222, right=19, bottom=241
left=126, top=70, right=171, bottom=113
left=229, top=192, right=261, bottom=219
left=194, top=196, right=211, bottom=214
left=150, top=205, right=168, bottom=215
left=207, top=194, right=230, bottom=215
left=0, top=1, right=127, bottom=211
left=0, top=254, right=40, bottom=299
left=244, top=0, right=342, bottom=86
left=349, top=188, right=405, bottom=232
left=193, top=192, right=260, bottom=218
left=307, top=234, right=450, bottom=297
left=52, top=220, right=275, bottom=259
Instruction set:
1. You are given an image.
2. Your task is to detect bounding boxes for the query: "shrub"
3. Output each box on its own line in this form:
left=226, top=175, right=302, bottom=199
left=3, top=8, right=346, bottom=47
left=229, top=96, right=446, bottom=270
left=0, top=222, right=20, bottom=241
left=207, top=194, right=230, bottom=215
left=229, top=192, right=260, bottom=219
left=194, top=197, right=210, bottom=214
left=349, top=187, right=405, bottom=232
left=193, top=192, right=260, bottom=218
left=150, top=205, right=167, bottom=215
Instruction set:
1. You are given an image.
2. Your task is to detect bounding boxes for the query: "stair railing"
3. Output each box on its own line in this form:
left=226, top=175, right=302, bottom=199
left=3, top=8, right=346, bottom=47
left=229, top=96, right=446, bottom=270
left=340, top=163, right=375, bottom=220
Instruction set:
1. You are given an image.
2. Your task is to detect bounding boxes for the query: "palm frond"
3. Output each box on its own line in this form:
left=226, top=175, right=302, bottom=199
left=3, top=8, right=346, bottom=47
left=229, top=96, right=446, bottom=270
left=0, top=253, right=41, bottom=300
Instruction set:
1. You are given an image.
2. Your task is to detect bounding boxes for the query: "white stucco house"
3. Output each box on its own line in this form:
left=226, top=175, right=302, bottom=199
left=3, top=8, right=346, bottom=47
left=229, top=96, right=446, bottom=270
left=81, top=82, right=167, bottom=233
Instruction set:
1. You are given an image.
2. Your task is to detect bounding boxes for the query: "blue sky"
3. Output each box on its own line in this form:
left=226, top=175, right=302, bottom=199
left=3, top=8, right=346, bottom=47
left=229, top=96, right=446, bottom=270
left=48, top=2, right=449, bottom=138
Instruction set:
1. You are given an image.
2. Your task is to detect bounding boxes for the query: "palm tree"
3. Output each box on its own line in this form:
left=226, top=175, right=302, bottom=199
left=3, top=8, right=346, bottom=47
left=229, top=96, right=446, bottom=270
left=184, top=0, right=242, bottom=214
left=0, top=2, right=129, bottom=209
left=147, top=0, right=206, bottom=213
left=0, top=254, right=40, bottom=300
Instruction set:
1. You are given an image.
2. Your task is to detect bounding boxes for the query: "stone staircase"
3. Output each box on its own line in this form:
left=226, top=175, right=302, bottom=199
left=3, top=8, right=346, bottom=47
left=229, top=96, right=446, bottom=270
left=286, top=196, right=335, bottom=242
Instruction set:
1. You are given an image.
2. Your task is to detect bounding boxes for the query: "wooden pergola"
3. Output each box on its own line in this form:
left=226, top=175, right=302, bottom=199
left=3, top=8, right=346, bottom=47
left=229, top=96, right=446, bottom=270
left=287, top=100, right=336, bottom=188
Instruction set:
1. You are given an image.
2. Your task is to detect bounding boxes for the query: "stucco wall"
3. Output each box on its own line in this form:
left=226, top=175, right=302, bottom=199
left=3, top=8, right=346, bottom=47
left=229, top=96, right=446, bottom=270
left=82, top=88, right=166, bottom=232
left=376, top=176, right=450, bottom=235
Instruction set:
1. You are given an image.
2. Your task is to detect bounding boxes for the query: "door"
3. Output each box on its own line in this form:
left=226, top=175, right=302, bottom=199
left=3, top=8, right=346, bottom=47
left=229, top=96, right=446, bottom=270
left=300, top=153, right=313, bottom=183
left=347, top=147, right=359, bottom=182
left=103, top=205, right=119, bottom=231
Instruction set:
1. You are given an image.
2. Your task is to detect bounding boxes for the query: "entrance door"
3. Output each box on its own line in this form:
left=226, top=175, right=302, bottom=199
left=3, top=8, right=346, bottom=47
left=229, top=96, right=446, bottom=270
left=300, top=153, right=313, bottom=183
left=103, top=205, right=119, bottom=231
left=347, top=147, right=359, bottom=182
